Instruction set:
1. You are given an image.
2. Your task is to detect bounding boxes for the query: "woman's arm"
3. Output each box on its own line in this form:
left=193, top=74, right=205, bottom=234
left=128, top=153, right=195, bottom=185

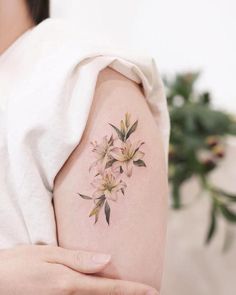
left=53, top=67, right=168, bottom=291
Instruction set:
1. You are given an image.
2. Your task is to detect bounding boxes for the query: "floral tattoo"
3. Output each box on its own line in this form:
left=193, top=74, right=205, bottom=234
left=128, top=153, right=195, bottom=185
left=76, top=113, right=146, bottom=225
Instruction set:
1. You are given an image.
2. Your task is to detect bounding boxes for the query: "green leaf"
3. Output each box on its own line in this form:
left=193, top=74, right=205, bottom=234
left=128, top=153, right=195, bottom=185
left=220, top=205, right=236, bottom=223
left=108, top=134, right=114, bottom=145
left=89, top=197, right=105, bottom=219
left=77, top=193, right=92, bottom=200
left=96, top=195, right=105, bottom=200
left=104, top=201, right=111, bottom=225
left=89, top=206, right=99, bottom=218
left=126, top=120, right=138, bottom=139
left=133, top=142, right=144, bottom=155
left=92, top=196, right=106, bottom=224
left=229, top=121, right=236, bottom=135
left=172, top=182, right=182, bottom=209
left=133, top=159, right=146, bottom=167
left=94, top=212, right=99, bottom=224
left=109, top=123, right=125, bottom=141
left=215, top=188, right=236, bottom=202
left=205, top=203, right=217, bottom=244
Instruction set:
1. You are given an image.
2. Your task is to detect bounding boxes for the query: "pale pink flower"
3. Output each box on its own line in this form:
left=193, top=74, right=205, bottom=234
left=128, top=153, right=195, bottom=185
left=91, top=171, right=127, bottom=201
left=110, top=140, right=145, bottom=177
left=89, top=135, right=115, bottom=173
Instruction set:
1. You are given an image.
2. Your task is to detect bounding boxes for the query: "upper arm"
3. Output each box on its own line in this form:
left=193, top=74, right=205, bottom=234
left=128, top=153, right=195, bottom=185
left=53, top=67, right=168, bottom=290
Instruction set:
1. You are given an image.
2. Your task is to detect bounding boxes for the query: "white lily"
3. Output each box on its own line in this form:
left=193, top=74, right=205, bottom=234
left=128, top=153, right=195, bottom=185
left=110, top=140, right=145, bottom=177
left=91, top=170, right=127, bottom=201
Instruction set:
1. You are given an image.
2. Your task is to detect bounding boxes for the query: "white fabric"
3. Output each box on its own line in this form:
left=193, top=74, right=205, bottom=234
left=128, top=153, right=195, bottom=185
left=0, top=18, right=170, bottom=248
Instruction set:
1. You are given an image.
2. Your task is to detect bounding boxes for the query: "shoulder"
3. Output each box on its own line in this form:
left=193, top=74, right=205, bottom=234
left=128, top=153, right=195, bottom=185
left=93, top=66, right=149, bottom=123
left=84, top=65, right=161, bottom=149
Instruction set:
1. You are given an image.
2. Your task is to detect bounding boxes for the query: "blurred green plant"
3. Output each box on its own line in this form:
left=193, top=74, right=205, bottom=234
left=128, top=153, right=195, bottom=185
left=164, top=72, right=236, bottom=246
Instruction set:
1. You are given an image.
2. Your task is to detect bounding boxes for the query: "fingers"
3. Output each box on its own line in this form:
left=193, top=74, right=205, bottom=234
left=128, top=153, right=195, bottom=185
left=28, top=245, right=159, bottom=295
left=73, top=274, right=159, bottom=295
left=42, top=245, right=111, bottom=274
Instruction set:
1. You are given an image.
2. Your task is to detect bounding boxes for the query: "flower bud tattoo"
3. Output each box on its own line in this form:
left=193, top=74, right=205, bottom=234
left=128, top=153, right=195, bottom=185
left=76, top=113, right=146, bottom=225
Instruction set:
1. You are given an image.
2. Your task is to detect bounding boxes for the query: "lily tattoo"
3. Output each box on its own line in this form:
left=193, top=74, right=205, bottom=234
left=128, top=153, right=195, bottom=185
left=76, top=113, right=146, bottom=225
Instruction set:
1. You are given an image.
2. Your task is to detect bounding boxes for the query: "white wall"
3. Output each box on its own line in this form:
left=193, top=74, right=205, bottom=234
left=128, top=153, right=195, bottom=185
left=51, top=0, right=236, bottom=113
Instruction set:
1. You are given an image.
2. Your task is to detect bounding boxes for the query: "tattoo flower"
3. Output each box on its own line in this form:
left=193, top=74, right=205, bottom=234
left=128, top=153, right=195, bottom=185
left=110, top=140, right=146, bottom=177
left=89, top=135, right=115, bottom=174
left=91, top=171, right=127, bottom=201
left=76, top=112, right=146, bottom=225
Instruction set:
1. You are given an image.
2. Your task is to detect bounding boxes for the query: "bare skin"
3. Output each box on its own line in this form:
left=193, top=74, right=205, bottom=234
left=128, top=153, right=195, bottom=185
left=0, top=0, right=34, bottom=55
left=0, top=0, right=160, bottom=294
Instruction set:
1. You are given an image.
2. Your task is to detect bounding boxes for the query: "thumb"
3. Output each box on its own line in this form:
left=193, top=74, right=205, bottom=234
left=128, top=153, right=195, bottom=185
left=42, top=245, right=111, bottom=274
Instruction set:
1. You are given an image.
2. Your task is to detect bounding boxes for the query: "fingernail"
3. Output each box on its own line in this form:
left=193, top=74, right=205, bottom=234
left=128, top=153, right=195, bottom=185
left=146, top=290, right=159, bottom=295
left=92, top=253, right=111, bottom=264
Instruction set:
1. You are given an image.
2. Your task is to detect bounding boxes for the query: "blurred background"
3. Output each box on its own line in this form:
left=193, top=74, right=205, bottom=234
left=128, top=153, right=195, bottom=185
left=51, top=1, right=236, bottom=294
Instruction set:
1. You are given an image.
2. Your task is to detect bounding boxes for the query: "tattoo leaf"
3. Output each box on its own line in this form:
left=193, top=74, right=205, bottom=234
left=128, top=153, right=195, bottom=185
left=89, top=197, right=106, bottom=219
left=94, top=212, right=99, bottom=224
left=126, top=120, right=138, bottom=140
left=77, top=193, right=92, bottom=200
left=108, top=134, right=114, bottom=145
left=133, top=159, right=146, bottom=167
left=96, top=195, right=106, bottom=200
left=104, top=201, right=111, bottom=225
left=105, top=159, right=116, bottom=169
left=205, top=202, right=217, bottom=244
left=109, top=123, right=125, bottom=141
left=134, top=142, right=144, bottom=155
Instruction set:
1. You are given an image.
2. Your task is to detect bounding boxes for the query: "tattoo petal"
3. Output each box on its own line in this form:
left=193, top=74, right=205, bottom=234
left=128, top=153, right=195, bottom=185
left=110, top=149, right=124, bottom=162
left=124, top=160, right=133, bottom=177
left=125, top=112, right=131, bottom=128
left=105, top=190, right=118, bottom=202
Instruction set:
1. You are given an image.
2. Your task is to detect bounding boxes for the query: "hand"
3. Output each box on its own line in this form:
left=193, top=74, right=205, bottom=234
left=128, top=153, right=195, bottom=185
left=0, top=244, right=158, bottom=295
